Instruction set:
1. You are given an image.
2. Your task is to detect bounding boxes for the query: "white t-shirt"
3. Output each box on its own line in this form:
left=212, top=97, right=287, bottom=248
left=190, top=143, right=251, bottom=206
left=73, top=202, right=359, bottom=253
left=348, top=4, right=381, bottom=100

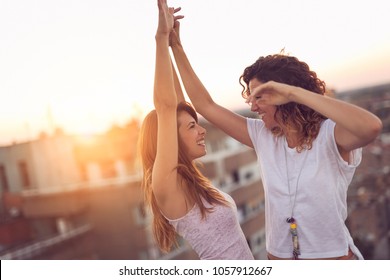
left=247, top=118, right=363, bottom=259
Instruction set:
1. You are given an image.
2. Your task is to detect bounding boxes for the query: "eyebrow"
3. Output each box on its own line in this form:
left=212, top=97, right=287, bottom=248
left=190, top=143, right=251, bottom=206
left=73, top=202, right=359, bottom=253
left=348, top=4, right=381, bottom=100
left=187, top=121, right=196, bottom=128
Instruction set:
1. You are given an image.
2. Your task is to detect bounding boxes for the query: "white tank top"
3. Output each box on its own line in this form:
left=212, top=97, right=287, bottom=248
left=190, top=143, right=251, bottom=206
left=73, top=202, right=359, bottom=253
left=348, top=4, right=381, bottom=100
left=247, top=118, right=363, bottom=259
left=166, top=189, right=254, bottom=260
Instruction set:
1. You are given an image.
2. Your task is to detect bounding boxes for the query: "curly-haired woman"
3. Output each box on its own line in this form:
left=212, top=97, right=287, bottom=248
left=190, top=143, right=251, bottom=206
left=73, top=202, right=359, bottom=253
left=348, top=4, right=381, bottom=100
left=170, top=16, right=382, bottom=260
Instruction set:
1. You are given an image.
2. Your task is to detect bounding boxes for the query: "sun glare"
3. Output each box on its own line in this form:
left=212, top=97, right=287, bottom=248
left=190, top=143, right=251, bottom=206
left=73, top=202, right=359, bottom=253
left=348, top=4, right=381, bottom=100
left=46, top=89, right=153, bottom=137
left=0, top=0, right=389, bottom=144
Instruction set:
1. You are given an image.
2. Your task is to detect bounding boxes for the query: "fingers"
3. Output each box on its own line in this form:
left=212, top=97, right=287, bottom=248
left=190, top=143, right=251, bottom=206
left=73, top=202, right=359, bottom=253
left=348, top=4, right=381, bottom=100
left=158, top=0, right=182, bottom=13
left=157, top=1, right=183, bottom=39
left=248, top=83, right=273, bottom=105
left=173, top=17, right=181, bottom=29
left=173, top=6, right=184, bottom=21
left=168, top=7, right=175, bottom=19
left=245, top=97, right=253, bottom=107
left=174, top=15, right=184, bottom=21
left=158, top=0, right=183, bottom=18
left=172, top=6, right=184, bottom=31
left=249, top=87, right=264, bottom=101
left=250, top=95, right=263, bottom=106
left=157, top=0, right=166, bottom=9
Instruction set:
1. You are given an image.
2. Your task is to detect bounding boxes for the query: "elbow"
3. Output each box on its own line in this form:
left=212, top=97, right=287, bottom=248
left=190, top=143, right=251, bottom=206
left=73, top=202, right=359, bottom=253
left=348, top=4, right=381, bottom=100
left=153, top=94, right=177, bottom=112
left=366, top=117, right=383, bottom=143
left=372, top=118, right=383, bottom=138
left=154, top=101, right=177, bottom=112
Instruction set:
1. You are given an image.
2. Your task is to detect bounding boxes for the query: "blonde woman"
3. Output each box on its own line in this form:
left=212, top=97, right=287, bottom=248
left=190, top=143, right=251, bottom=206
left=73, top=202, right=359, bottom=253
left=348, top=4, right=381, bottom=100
left=138, top=0, right=253, bottom=260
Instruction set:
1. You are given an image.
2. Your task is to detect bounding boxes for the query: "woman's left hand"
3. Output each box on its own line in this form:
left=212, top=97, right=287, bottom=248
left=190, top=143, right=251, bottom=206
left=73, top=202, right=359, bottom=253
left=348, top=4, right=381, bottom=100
left=248, top=81, right=296, bottom=106
left=156, top=0, right=183, bottom=37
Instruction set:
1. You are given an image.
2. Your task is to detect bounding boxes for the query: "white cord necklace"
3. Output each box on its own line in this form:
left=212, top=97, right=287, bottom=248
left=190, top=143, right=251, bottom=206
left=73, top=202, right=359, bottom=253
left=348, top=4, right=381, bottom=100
left=283, top=138, right=309, bottom=259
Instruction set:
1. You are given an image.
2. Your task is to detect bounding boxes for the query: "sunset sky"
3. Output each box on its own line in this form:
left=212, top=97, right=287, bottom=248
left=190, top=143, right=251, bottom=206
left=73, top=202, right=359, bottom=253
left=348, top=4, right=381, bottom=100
left=1, top=0, right=389, bottom=145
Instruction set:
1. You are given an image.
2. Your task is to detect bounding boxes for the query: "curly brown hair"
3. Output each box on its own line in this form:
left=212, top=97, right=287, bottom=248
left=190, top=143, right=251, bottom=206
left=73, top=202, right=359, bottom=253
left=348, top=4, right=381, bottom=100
left=239, top=54, right=327, bottom=152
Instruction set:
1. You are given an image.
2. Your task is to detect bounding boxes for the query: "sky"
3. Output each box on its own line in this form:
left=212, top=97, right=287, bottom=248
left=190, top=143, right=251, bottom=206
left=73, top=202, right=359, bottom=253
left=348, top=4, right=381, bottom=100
left=0, top=0, right=389, bottom=145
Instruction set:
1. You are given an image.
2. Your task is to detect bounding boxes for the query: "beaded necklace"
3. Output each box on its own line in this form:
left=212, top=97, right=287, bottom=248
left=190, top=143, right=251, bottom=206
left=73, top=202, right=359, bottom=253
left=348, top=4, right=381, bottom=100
left=283, top=138, right=309, bottom=260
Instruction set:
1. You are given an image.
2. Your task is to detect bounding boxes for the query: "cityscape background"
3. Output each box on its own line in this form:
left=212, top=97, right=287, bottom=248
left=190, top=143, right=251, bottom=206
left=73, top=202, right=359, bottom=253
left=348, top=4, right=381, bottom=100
left=0, top=83, right=389, bottom=260
left=0, top=0, right=390, bottom=145
left=0, top=0, right=389, bottom=260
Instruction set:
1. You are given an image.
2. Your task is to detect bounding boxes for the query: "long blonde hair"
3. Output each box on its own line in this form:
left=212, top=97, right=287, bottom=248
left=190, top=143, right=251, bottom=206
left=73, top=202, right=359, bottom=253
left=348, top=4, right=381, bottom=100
left=138, top=102, right=228, bottom=252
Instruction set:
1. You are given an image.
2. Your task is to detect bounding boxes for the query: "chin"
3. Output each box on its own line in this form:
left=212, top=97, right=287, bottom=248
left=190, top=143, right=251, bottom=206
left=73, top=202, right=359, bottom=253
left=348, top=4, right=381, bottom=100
left=194, top=150, right=207, bottom=159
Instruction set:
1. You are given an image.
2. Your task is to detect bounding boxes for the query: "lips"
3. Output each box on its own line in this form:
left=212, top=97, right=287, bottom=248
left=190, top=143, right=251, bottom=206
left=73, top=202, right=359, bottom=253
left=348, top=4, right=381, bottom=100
left=258, top=113, right=265, bottom=119
left=197, top=139, right=205, bottom=146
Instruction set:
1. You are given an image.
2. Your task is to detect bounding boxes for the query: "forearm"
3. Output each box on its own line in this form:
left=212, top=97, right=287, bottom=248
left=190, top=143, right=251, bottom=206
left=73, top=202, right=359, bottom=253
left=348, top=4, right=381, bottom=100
left=171, top=59, right=185, bottom=103
left=154, top=35, right=177, bottom=110
left=291, top=88, right=382, bottom=145
left=171, top=44, right=214, bottom=113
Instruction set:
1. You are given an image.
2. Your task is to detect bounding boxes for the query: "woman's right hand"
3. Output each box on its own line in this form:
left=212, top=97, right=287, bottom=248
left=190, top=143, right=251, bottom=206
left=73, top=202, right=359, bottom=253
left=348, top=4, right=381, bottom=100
left=156, top=0, right=183, bottom=38
left=170, top=17, right=182, bottom=47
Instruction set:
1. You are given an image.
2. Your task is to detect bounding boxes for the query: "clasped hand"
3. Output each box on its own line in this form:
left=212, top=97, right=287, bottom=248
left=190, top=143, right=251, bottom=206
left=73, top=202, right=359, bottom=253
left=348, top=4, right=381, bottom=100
left=246, top=81, right=296, bottom=106
left=157, top=0, right=183, bottom=37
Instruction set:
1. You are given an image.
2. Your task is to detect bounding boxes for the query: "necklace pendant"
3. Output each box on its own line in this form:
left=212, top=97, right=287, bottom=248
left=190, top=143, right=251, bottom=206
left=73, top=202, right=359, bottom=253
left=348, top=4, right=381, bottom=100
left=288, top=218, right=301, bottom=259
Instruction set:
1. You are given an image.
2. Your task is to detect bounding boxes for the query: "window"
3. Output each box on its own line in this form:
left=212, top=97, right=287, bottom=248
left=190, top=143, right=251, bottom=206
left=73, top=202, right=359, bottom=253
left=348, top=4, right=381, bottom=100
left=232, top=170, right=240, bottom=184
left=249, top=230, right=266, bottom=255
left=18, top=161, right=31, bottom=189
left=0, top=165, right=9, bottom=192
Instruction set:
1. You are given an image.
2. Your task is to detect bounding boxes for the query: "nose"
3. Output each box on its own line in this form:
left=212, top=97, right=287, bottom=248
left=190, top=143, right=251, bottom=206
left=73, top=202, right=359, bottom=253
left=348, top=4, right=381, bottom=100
left=250, top=101, right=259, bottom=112
left=246, top=95, right=259, bottom=112
left=198, top=125, right=206, bottom=135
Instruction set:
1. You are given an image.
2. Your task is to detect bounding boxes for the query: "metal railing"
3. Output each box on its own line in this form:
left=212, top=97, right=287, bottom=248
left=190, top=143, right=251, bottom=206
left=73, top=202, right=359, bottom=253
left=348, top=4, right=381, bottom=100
left=0, top=224, right=92, bottom=260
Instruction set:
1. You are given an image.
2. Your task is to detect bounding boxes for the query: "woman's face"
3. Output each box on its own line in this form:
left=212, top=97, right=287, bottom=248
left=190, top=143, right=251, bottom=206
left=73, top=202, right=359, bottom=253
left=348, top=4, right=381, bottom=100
left=248, top=78, right=279, bottom=130
left=177, top=111, right=207, bottom=160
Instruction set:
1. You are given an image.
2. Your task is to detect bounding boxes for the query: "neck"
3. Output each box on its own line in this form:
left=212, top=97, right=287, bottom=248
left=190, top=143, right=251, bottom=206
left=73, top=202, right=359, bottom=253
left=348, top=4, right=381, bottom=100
left=284, top=131, right=300, bottom=149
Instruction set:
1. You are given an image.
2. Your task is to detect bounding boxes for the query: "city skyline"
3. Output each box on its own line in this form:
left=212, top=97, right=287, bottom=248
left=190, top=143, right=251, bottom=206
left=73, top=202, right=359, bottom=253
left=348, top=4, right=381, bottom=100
left=1, top=0, right=389, bottom=145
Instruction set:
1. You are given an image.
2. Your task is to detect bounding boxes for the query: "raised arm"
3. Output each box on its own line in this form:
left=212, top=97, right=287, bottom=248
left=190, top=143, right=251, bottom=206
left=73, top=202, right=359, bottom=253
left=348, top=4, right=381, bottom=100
left=250, top=81, right=383, bottom=154
left=171, top=58, right=185, bottom=103
left=296, top=87, right=382, bottom=154
left=152, top=0, right=184, bottom=214
left=170, top=20, right=253, bottom=147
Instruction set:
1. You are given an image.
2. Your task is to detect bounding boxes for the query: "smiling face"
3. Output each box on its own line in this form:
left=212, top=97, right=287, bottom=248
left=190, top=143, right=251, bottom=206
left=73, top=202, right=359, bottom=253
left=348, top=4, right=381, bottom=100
left=177, top=111, right=206, bottom=161
left=248, top=78, right=279, bottom=130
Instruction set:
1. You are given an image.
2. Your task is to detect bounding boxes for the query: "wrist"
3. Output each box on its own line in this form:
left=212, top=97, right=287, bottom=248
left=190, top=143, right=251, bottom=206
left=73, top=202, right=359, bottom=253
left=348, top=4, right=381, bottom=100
left=171, top=42, right=183, bottom=52
left=155, top=33, right=170, bottom=41
left=289, top=86, right=313, bottom=104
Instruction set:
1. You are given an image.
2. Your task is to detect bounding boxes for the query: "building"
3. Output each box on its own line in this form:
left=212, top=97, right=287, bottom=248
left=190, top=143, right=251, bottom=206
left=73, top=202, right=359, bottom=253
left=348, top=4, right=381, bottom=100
left=335, top=83, right=390, bottom=260
left=0, top=112, right=266, bottom=260
left=1, top=82, right=389, bottom=259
